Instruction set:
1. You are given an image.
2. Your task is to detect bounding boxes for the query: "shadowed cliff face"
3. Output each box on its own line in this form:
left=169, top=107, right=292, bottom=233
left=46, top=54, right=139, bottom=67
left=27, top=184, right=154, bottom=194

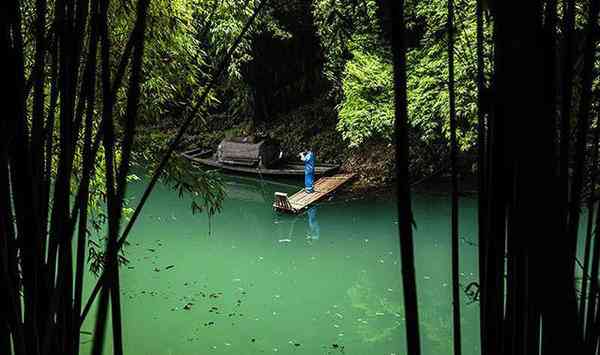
left=243, top=1, right=328, bottom=125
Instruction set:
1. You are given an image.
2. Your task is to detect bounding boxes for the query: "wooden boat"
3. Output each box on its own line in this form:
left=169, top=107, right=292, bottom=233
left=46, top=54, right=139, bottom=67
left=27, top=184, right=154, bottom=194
left=181, top=148, right=340, bottom=177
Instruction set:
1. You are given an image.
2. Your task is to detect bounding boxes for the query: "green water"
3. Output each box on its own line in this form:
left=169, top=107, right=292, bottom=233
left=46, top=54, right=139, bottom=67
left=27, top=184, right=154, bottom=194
left=81, top=175, right=481, bottom=355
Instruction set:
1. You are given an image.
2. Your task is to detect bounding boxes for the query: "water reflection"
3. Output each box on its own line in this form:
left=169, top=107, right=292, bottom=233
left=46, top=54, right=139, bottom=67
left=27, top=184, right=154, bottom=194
left=306, top=206, right=320, bottom=240
left=87, top=174, right=482, bottom=355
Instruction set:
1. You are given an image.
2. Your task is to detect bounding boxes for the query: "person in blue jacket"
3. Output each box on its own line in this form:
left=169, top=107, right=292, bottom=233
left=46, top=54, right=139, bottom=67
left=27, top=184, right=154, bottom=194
left=299, top=147, right=315, bottom=193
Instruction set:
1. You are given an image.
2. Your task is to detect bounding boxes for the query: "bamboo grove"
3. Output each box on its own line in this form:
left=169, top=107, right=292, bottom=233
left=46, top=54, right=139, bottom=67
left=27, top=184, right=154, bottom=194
left=393, top=0, right=600, bottom=354
left=1, top=0, right=263, bottom=353
left=3, top=0, right=600, bottom=354
left=1, top=0, right=151, bottom=353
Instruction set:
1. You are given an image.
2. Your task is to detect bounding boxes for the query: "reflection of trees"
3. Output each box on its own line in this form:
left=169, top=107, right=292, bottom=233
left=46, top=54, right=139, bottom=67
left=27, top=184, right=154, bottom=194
left=346, top=271, right=451, bottom=352
left=347, top=271, right=403, bottom=343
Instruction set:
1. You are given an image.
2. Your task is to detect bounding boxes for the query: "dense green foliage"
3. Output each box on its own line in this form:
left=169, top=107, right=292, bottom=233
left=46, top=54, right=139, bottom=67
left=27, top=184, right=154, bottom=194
left=125, top=0, right=492, bottom=185
left=336, top=49, right=394, bottom=147
left=314, top=0, right=489, bottom=151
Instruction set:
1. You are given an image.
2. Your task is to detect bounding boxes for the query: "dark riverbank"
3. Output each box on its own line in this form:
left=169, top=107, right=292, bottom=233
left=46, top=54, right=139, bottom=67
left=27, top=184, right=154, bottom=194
left=337, top=173, right=478, bottom=202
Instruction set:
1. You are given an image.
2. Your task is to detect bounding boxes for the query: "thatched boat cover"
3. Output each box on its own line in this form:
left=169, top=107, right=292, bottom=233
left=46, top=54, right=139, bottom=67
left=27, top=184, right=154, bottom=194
left=217, top=137, right=281, bottom=167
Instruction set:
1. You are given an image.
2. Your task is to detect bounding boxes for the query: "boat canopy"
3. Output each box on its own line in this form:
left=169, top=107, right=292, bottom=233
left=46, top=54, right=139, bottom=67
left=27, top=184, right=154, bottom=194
left=217, top=136, right=282, bottom=168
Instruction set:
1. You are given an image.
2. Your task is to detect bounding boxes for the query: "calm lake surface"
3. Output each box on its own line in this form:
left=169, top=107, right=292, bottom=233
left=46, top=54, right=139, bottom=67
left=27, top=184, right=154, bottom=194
left=81, top=174, right=481, bottom=355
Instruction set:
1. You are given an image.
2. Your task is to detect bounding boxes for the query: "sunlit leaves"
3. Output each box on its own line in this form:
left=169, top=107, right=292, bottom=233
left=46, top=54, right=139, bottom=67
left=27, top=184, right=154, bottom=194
left=319, top=0, right=489, bottom=152
left=337, top=49, right=394, bottom=147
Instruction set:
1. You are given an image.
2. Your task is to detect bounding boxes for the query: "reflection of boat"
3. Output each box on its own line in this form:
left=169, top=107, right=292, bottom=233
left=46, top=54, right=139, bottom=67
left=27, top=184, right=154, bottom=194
left=224, top=180, right=268, bottom=203
left=181, top=148, right=340, bottom=177
left=222, top=175, right=299, bottom=203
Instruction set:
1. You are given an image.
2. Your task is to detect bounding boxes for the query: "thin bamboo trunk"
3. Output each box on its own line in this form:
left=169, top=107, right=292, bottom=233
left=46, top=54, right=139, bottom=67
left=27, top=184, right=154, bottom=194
left=474, top=0, right=487, bottom=351
left=73, top=2, right=100, bottom=354
left=390, top=0, right=422, bottom=354
left=581, top=120, right=600, bottom=338
left=586, top=201, right=600, bottom=351
left=447, top=0, right=461, bottom=353
left=568, top=1, right=600, bottom=337
left=559, top=0, right=575, bottom=275
left=90, top=0, right=122, bottom=352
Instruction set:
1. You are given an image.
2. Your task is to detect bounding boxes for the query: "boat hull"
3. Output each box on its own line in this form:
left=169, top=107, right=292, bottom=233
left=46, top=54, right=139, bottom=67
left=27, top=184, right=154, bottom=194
left=180, top=149, right=339, bottom=177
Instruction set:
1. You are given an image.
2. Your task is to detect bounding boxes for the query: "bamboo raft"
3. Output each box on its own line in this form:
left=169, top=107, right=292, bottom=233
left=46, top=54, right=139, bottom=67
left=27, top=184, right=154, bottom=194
left=272, top=173, right=356, bottom=213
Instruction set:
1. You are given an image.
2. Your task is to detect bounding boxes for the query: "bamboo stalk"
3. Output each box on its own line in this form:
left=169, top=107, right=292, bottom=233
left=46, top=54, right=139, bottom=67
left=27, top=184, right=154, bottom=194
left=586, top=201, right=600, bottom=351
left=90, top=0, right=122, bottom=351
left=580, top=116, right=600, bottom=338
left=559, top=0, right=575, bottom=265
left=447, top=0, right=461, bottom=353
left=73, top=2, right=100, bottom=354
left=568, top=0, right=600, bottom=332
left=390, top=0, right=422, bottom=354
left=474, top=0, right=487, bottom=350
